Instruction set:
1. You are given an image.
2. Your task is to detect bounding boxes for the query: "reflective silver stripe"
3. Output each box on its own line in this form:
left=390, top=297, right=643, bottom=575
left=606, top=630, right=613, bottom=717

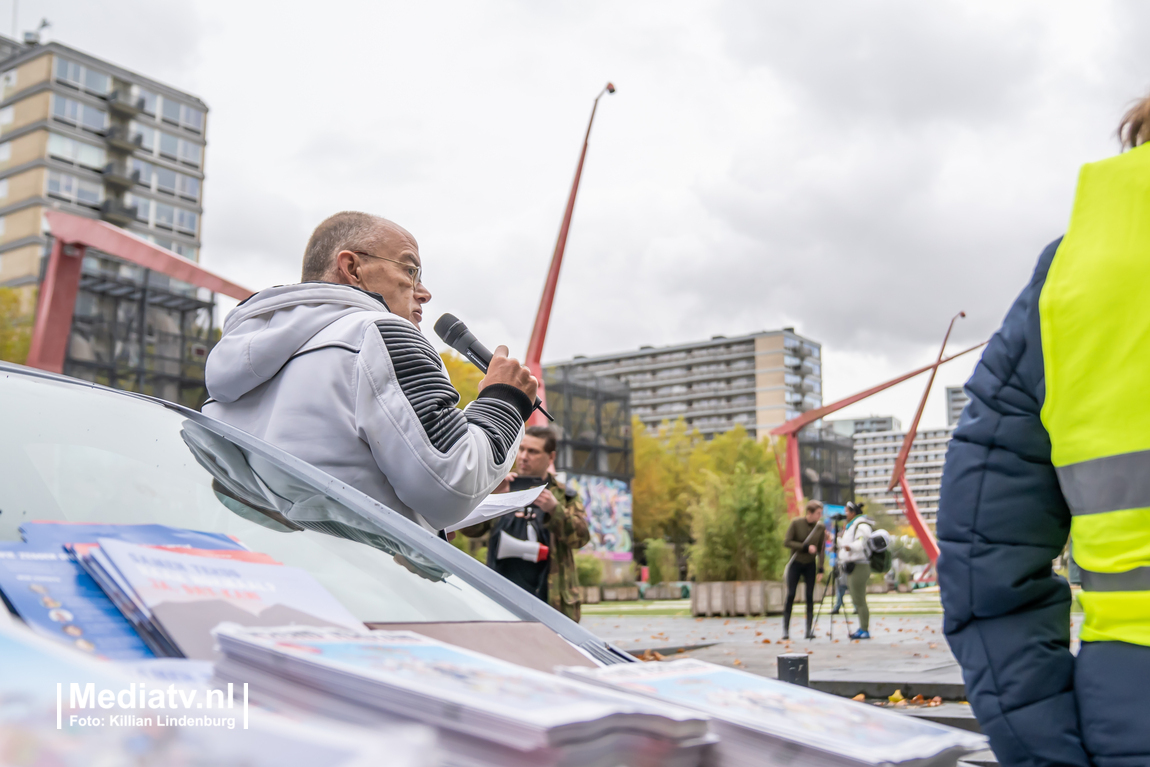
left=1056, top=449, right=1150, bottom=515
left=1079, top=566, right=1150, bottom=592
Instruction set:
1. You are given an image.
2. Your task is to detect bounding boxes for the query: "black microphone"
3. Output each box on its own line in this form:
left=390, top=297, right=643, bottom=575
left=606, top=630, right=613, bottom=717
left=434, top=313, right=553, bottom=421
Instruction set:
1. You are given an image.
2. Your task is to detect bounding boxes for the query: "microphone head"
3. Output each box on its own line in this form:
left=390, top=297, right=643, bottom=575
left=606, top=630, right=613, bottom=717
left=434, top=313, right=462, bottom=343
left=434, top=313, right=473, bottom=353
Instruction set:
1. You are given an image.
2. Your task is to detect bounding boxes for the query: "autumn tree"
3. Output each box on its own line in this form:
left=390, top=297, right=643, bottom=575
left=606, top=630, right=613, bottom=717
left=631, top=417, right=788, bottom=581
left=439, top=349, right=483, bottom=407
left=0, top=286, right=33, bottom=364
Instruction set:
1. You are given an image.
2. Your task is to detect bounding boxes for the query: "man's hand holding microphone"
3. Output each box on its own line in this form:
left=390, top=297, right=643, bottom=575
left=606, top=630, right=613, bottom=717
left=479, top=344, right=538, bottom=403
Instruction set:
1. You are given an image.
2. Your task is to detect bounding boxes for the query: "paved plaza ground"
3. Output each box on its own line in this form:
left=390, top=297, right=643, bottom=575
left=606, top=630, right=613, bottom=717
left=583, top=588, right=1084, bottom=684
left=583, top=589, right=1087, bottom=767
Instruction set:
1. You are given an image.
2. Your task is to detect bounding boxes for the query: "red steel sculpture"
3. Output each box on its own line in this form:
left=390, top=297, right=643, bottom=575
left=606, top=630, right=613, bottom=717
left=524, top=82, right=615, bottom=426
left=769, top=324, right=986, bottom=565
left=25, top=209, right=252, bottom=374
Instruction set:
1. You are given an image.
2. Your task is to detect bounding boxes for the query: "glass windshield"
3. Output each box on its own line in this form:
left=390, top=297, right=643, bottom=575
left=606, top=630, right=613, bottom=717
left=0, top=373, right=518, bottom=623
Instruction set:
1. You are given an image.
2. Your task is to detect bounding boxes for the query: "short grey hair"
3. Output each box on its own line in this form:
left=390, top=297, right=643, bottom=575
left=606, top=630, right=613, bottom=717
left=301, top=211, right=387, bottom=281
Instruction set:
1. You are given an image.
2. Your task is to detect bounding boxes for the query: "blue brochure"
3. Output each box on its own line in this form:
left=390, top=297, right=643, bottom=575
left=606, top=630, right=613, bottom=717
left=19, top=522, right=248, bottom=551
left=0, top=542, right=154, bottom=660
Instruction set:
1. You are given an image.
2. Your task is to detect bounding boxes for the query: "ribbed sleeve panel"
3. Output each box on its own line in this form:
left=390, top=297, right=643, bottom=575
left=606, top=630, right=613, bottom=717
left=465, top=396, right=524, bottom=464
left=375, top=320, right=468, bottom=453
left=374, top=320, right=524, bottom=461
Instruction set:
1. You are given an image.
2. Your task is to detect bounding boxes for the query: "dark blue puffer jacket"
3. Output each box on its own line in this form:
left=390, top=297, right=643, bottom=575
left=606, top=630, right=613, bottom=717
left=939, top=238, right=1150, bottom=767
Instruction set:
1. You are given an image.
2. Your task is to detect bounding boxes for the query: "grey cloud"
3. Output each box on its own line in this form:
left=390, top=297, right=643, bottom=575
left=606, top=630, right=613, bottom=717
left=718, top=1, right=1045, bottom=126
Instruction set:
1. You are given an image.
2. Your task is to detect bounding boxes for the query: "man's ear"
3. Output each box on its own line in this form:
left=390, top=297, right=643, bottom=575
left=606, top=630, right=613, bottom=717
left=333, top=250, right=360, bottom=286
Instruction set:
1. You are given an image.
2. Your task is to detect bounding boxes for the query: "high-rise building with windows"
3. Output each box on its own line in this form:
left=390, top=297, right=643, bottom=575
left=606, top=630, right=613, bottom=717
left=0, top=35, right=206, bottom=290
left=0, top=34, right=224, bottom=409
left=828, top=415, right=901, bottom=437
left=946, top=386, right=969, bottom=427
left=850, top=425, right=953, bottom=523
left=551, top=328, right=822, bottom=440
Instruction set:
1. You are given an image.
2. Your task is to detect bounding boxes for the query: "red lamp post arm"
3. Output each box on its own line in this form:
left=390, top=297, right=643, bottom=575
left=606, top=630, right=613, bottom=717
left=525, top=85, right=614, bottom=386
left=886, top=312, right=965, bottom=491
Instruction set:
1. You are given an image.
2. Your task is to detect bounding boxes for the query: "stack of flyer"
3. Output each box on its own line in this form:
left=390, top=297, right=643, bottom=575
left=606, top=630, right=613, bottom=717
left=0, top=619, right=436, bottom=767
left=560, top=659, right=988, bottom=767
left=0, top=522, right=365, bottom=662
left=0, top=523, right=246, bottom=660
left=214, top=625, right=714, bottom=767
left=71, top=538, right=365, bottom=660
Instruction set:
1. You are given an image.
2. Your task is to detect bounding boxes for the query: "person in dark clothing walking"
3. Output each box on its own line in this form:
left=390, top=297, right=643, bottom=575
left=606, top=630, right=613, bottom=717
left=782, top=500, right=826, bottom=640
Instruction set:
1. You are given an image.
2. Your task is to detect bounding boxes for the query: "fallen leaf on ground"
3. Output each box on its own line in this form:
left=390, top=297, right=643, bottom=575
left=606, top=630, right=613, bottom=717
left=761, top=639, right=771, bottom=644
left=910, top=695, right=925, bottom=704
left=888, top=689, right=905, bottom=704
left=928, top=696, right=943, bottom=707
left=851, top=693, right=866, bottom=701
left=928, top=643, right=938, bottom=649
left=733, top=659, right=742, bottom=666
left=755, top=631, right=762, bottom=636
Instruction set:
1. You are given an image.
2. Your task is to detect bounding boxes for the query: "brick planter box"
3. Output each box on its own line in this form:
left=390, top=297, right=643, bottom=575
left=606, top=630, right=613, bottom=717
left=690, top=580, right=804, bottom=616
left=602, top=586, right=640, bottom=601
left=643, top=584, right=686, bottom=600
left=580, top=586, right=601, bottom=603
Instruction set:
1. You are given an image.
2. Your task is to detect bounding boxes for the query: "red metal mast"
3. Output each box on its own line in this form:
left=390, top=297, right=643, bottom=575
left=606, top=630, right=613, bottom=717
left=524, top=82, right=615, bottom=425
left=886, top=312, right=965, bottom=492
left=768, top=335, right=986, bottom=564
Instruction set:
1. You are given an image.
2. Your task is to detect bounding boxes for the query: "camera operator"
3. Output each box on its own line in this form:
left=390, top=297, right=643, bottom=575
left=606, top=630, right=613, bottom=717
left=837, top=501, right=874, bottom=640
left=460, top=426, right=590, bottom=620
left=782, top=500, right=826, bottom=640
left=204, top=212, right=536, bottom=533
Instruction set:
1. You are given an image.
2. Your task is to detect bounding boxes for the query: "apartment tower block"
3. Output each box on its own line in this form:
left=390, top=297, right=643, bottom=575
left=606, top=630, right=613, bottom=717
left=0, top=35, right=206, bottom=291
left=554, top=329, right=822, bottom=440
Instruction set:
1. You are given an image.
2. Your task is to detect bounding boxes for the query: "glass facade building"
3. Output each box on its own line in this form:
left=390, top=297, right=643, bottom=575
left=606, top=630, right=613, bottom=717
left=542, top=364, right=634, bottom=560
left=64, top=250, right=217, bottom=407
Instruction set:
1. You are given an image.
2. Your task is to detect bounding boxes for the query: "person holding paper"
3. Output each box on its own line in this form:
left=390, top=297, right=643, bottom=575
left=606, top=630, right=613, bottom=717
left=204, top=212, right=537, bottom=533
left=781, top=500, right=825, bottom=641
left=461, top=427, right=589, bottom=620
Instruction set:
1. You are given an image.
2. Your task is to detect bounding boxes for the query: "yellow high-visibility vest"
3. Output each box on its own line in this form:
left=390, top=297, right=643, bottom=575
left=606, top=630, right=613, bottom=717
left=1041, top=142, right=1150, bottom=646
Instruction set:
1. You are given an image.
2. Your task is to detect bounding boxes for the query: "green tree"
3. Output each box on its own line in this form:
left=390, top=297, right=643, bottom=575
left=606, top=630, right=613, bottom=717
left=0, top=286, right=33, bottom=364
left=688, top=465, right=788, bottom=582
left=632, top=415, right=789, bottom=583
left=439, top=349, right=483, bottom=406
left=575, top=553, right=603, bottom=587
left=643, top=538, right=678, bottom=585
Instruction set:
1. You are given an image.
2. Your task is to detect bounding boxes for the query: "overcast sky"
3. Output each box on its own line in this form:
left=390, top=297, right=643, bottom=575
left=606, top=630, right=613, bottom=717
left=25, top=1, right=1150, bottom=427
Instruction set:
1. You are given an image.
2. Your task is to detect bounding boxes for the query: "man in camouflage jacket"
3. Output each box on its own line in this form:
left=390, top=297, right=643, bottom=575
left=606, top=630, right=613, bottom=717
left=542, top=471, right=589, bottom=621
left=461, top=426, right=590, bottom=621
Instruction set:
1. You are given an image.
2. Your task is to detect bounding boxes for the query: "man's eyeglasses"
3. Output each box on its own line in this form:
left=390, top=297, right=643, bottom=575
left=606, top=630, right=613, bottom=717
left=352, top=251, right=422, bottom=287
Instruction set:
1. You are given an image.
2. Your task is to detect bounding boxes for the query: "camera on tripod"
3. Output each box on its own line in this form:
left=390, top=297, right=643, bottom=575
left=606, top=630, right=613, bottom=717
left=829, top=513, right=847, bottom=522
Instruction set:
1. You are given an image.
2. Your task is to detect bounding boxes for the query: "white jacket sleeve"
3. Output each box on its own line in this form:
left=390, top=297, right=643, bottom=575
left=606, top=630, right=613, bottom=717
left=352, top=317, right=530, bottom=529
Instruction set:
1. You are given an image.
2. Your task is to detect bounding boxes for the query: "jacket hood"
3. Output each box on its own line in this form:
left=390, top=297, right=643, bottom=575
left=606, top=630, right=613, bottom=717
left=205, top=282, right=388, bottom=404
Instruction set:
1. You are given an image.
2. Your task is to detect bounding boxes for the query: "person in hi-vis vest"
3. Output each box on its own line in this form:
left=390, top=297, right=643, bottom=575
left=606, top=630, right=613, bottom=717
left=939, top=96, right=1150, bottom=767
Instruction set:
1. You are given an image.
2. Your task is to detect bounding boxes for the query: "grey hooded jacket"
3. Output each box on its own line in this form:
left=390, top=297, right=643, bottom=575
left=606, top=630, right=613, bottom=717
left=203, top=282, right=530, bottom=532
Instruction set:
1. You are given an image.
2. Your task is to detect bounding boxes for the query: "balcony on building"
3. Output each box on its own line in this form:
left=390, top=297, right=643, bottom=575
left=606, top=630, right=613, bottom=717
left=107, top=89, right=145, bottom=117
left=100, top=198, right=138, bottom=225
left=106, top=125, right=143, bottom=152
left=101, top=161, right=140, bottom=189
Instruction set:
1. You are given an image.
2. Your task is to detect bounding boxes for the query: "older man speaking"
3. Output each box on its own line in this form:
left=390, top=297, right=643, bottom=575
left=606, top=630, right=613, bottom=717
left=203, top=211, right=537, bottom=532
